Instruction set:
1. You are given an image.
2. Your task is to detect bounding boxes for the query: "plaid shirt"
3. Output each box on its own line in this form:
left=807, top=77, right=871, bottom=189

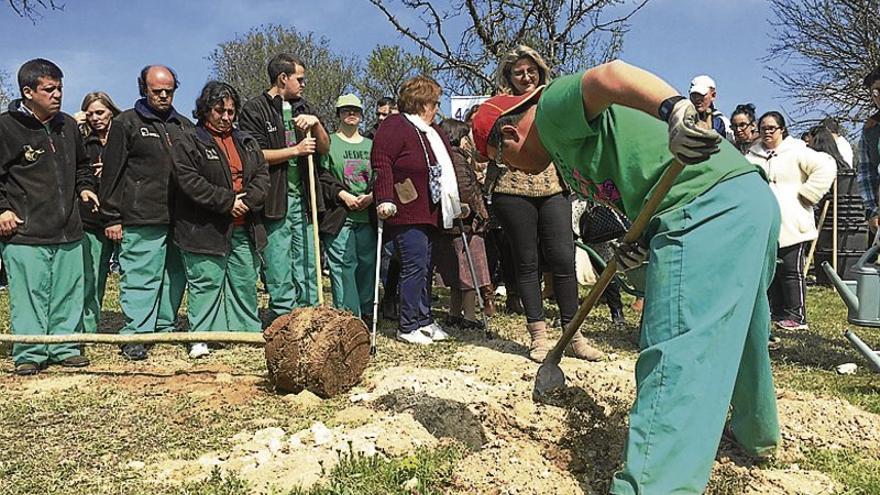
left=858, top=118, right=880, bottom=218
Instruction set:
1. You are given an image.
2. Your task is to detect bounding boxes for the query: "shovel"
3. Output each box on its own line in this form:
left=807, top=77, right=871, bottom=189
left=533, top=159, right=685, bottom=399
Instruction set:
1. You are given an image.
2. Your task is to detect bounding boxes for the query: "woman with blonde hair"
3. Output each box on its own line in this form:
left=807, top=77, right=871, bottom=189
left=79, top=91, right=121, bottom=333
left=489, top=45, right=603, bottom=362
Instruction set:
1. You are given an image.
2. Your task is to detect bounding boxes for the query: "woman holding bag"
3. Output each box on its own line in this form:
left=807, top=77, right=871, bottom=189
left=372, top=75, right=461, bottom=345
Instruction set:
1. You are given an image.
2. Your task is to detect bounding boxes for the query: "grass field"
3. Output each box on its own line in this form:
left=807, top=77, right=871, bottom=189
left=1, top=276, right=879, bottom=494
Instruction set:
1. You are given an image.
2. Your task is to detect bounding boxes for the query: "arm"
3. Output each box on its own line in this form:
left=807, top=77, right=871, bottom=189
left=856, top=132, right=880, bottom=219
left=371, top=120, right=404, bottom=205
left=73, top=127, right=96, bottom=194
left=798, top=149, right=837, bottom=205
left=241, top=147, right=270, bottom=212
left=580, top=59, right=678, bottom=121
left=172, top=136, right=236, bottom=214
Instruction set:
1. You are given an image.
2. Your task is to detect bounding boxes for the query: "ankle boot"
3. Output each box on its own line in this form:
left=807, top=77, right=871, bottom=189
left=569, top=331, right=604, bottom=361
left=610, top=306, right=626, bottom=325
left=480, top=286, right=496, bottom=317
left=527, top=321, right=552, bottom=363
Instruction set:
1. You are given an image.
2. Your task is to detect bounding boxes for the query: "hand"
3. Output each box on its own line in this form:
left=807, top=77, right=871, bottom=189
left=355, top=193, right=373, bottom=210
left=667, top=99, right=722, bottom=165
left=339, top=191, right=360, bottom=210
left=613, top=239, right=649, bottom=272
left=377, top=202, right=397, bottom=220
left=80, top=190, right=100, bottom=213
left=105, top=224, right=123, bottom=242
left=458, top=203, right=471, bottom=219
left=293, top=114, right=320, bottom=132
left=231, top=193, right=249, bottom=218
left=869, top=215, right=879, bottom=233
left=92, top=161, right=103, bottom=177
left=0, top=210, right=23, bottom=236
left=293, top=137, right=316, bottom=157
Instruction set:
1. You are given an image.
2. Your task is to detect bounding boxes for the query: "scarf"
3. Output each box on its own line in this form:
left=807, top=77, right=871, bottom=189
left=404, top=114, right=461, bottom=228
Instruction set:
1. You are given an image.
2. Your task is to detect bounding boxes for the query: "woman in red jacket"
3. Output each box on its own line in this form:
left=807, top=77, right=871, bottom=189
left=373, top=76, right=461, bottom=345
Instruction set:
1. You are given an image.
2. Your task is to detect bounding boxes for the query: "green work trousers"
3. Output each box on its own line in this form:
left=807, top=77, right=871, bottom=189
left=1, top=241, right=84, bottom=365
left=81, top=230, right=113, bottom=333
left=118, top=225, right=185, bottom=335
left=181, top=229, right=261, bottom=332
left=322, top=219, right=377, bottom=317
left=288, top=195, right=318, bottom=307
left=610, top=172, right=781, bottom=495
left=262, top=216, right=295, bottom=319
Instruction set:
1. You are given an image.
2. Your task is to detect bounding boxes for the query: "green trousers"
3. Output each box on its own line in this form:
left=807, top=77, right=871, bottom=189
left=118, top=225, right=186, bottom=335
left=610, top=172, right=781, bottom=495
left=288, top=196, right=318, bottom=307
left=181, top=229, right=261, bottom=332
left=81, top=230, right=113, bottom=333
left=262, top=217, right=295, bottom=319
left=1, top=241, right=84, bottom=364
left=322, top=219, right=377, bottom=317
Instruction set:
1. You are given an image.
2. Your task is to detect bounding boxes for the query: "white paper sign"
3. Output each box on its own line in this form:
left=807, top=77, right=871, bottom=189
left=450, top=95, right=490, bottom=121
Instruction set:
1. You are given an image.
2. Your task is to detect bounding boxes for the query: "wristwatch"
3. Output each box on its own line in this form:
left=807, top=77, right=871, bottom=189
left=658, top=95, right=686, bottom=123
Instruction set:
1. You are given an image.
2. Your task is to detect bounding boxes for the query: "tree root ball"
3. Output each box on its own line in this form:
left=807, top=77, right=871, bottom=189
left=264, top=307, right=371, bottom=398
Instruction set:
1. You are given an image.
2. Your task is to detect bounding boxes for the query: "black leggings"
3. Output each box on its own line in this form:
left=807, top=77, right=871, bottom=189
left=492, top=192, right=577, bottom=325
left=769, top=241, right=807, bottom=324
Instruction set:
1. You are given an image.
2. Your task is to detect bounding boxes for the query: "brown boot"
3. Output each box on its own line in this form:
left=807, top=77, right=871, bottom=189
left=480, top=286, right=496, bottom=317
left=527, top=321, right=552, bottom=363
left=569, top=331, right=604, bottom=361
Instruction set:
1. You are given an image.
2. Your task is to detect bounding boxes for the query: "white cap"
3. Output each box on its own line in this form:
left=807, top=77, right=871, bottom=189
left=689, top=75, right=716, bottom=96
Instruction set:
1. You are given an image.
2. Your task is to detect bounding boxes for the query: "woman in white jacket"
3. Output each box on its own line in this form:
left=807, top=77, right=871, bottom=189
left=746, top=111, right=836, bottom=332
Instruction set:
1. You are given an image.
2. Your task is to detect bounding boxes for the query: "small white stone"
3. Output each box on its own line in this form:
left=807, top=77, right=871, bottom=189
left=126, top=460, right=146, bottom=470
left=349, top=393, right=373, bottom=403
left=401, top=477, right=419, bottom=491
left=311, top=422, right=333, bottom=446
left=837, top=363, right=858, bottom=374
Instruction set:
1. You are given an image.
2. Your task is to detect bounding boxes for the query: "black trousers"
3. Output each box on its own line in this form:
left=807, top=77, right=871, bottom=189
left=492, top=192, right=577, bottom=325
left=768, top=241, right=808, bottom=324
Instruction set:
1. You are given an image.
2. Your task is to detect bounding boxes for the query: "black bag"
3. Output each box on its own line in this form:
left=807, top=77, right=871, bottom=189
left=579, top=203, right=630, bottom=244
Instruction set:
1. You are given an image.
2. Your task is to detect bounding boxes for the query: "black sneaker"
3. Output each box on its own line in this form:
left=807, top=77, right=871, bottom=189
left=610, top=307, right=626, bottom=325
left=14, top=362, right=43, bottom=376
left=120, top=344, right=148, bottom=361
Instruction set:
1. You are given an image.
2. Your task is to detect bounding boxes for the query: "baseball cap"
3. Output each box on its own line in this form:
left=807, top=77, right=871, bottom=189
left=335, top=93, right=363, bottom=110
left=689, top=75, right=716, bottom=96
left=471, top=85, right=544, bottom=158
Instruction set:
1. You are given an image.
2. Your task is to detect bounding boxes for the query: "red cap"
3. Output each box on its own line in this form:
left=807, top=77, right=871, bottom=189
left=471, top=85, right=544, bottom=158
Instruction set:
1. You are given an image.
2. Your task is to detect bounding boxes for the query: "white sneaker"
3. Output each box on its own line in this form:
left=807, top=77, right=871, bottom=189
left=495, top=285, right=507, bottom=297
left=189, top=342, right=210, bottom=359
left=421, top=322, right=450, bottom=341
left=396, top=329, right=433, bottom=345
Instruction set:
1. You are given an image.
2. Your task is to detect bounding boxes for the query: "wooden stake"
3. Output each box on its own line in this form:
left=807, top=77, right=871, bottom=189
left=306, top=130, right=324, bottom=306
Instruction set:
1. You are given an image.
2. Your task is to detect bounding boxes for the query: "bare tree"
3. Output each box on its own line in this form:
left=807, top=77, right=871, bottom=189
left=0, top=69, right=14, bottom=111
left=354, top=44, right=433, bottom=126
left=207, top=24, right=359, bottom=125
left=368, top=0, right=649, bottom=94
left=765, top=0, right=880, bottom=127
left=7, top=0, right=62, bottom=21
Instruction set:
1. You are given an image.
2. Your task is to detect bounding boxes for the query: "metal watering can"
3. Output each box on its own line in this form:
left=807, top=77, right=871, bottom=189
left=822, top=244, right=880, bottom=328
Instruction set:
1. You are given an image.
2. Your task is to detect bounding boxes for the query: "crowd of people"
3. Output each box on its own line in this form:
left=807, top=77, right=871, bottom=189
left=3, top=47, right=880, bottom=494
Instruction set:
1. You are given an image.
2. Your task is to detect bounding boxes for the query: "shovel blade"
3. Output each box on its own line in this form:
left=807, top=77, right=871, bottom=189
left=533, top=361, right=566, bottom=400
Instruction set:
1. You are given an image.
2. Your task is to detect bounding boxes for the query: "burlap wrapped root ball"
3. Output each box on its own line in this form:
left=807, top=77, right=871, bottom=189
left=264, top=307, right=371, bottom=398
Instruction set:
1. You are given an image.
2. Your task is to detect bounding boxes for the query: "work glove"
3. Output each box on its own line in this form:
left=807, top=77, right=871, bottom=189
left=377, top=202, right=398, bottom=220
left=667, top=99, right=722, bottom=165
left=613, top=239, right=649, bottom=273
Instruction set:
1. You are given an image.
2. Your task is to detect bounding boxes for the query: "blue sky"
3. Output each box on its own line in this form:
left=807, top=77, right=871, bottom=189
left=0, top=0, right=787, bottom=123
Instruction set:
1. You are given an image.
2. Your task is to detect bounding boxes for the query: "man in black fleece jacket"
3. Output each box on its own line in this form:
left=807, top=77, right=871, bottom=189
left=0, top=59, right=98, bottom=375
left=100, top=65, right=194, bottom=361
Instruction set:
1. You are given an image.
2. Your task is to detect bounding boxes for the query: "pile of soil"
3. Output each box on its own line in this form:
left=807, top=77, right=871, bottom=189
left=264, top=307, right=370, bottom=398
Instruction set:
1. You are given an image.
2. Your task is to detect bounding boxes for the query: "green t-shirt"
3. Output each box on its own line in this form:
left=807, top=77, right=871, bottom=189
left=321, top=133, right=373, bottom=223
left=282, top=101, right=303, bottom=196
left=535, top=72, right=758, bottom=220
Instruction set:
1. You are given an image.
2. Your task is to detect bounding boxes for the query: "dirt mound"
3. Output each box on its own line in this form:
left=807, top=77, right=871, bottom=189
left=776, top=390, right=880, bottom=458
left=264, top=307, right=370, bottom=397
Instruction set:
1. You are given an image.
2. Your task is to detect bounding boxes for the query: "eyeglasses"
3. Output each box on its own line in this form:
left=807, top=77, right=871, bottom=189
left=149, top=88, right=174, bottom=97
left=732, top=122, right=754, bottom=130
left=512, top=68, right=539, bottom=79
left=760, top=126, right=781, bottom=134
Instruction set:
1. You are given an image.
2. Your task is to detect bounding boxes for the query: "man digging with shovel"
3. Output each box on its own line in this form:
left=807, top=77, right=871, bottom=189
left=471, top=60, right=780, bottom=494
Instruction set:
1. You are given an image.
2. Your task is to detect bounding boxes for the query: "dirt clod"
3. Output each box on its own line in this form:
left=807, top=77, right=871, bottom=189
left=264, top=307, right=370, bottom=398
